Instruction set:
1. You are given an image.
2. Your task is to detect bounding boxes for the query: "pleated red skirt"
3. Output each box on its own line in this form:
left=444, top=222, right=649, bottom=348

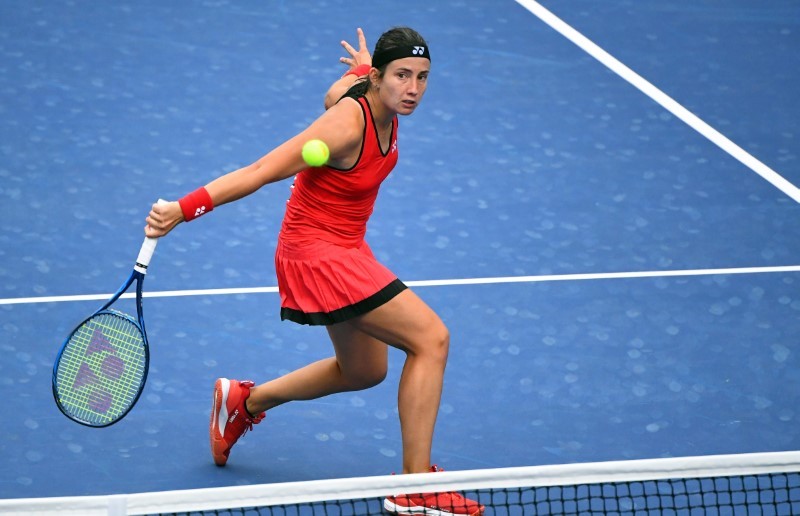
left=275, top=237, right=407, bottom=326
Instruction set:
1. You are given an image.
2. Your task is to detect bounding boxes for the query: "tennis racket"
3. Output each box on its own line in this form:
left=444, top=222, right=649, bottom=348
left=53, top=214, right=163, bottom=427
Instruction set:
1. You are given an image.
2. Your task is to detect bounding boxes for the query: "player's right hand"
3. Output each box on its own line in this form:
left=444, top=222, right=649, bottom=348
left=145, top=200, right=183, bottom=237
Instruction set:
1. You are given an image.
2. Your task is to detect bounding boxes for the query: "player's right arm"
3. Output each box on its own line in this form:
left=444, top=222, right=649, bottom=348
left=145, top=97, right=365, bottom=238
left=145, top=29, right=371, bottom=238
left=205, top=97, right=363, bottom=202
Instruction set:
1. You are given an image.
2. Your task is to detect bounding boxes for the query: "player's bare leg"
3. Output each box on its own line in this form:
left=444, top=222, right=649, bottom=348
left=247, top=330, right=388, bottom=412
left=246, top=289, right=447, bottom=474
left=343, top=289, right=449, bottom=474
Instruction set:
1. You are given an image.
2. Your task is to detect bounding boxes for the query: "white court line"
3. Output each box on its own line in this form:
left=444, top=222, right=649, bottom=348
left=2, top=265, right=799, bottom=306
left=514, top=0, right=800, bottom=203
left=8, top=8, right=795, bottom=306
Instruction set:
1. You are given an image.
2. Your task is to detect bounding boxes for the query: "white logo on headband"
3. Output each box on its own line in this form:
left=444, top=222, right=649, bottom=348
left=412, top=46, right=426, bottom=55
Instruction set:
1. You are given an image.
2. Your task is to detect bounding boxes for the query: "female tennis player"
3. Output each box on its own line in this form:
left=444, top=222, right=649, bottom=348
left=145, top=27, right=483, bottom=516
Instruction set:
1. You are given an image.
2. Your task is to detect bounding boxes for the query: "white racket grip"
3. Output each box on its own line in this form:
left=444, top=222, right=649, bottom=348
left=134, top=236, right=158, bottom=274
left=134, top=199, right=167, bottom=274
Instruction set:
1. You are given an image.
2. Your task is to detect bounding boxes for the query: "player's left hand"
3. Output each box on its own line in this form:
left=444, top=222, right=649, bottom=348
left=339, top=27, right=371, bottom=70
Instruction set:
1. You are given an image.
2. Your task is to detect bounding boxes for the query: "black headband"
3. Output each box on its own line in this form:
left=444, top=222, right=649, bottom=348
left=372, top=45, right=431, bottom=70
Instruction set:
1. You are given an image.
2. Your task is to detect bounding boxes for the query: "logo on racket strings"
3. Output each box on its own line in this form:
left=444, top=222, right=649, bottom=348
left=71, top=328, right=126, bottom=414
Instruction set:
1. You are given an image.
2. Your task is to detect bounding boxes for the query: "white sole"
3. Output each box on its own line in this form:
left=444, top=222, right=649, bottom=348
left=216, top=378, right=231, bottom=438
left=384, top=498, right=448, bottom=516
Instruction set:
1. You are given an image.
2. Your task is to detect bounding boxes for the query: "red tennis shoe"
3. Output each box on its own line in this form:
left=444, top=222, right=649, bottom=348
left=384, top=466, right=485, bottom=516
left=209, top=378, right=264, bottom=466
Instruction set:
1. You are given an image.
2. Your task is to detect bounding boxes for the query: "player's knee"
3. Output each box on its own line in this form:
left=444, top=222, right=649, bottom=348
left=424, top=321, right=450, bottom=366
left=342, top=363, right=387, bottom=391
left=350, top=367, right=387, bottom=390
left=363, top=365, right=388, bottom=389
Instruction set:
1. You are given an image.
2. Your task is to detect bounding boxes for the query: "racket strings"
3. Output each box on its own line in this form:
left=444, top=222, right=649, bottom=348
left=55, top=311, right=147, bottom=425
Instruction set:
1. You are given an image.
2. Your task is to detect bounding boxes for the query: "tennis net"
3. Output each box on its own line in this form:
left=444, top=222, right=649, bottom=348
left=2, top=451, right=798, bottom=515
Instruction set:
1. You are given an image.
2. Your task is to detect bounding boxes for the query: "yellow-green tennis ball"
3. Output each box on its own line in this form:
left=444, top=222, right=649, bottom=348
left=302, top=139, right=330, bottom=167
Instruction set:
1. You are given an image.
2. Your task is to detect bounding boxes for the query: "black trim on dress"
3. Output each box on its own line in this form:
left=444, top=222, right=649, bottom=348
left=280, top=279, right=408, bottom=326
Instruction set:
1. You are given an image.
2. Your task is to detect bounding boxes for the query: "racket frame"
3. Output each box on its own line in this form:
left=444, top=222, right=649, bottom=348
left=52, top=233, right=159, bottom=427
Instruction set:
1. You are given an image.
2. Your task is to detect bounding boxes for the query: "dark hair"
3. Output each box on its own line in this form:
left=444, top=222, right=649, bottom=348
left=347, top=27, right=428, bottom=98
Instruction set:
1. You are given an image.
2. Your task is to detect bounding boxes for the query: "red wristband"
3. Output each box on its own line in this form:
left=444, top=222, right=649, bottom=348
left=344, top=64, right=371, bottom=78
left=178, top=186, right=214, bottom=222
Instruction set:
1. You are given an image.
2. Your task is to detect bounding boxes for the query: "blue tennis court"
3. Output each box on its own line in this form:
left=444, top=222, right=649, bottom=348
left=1, top=0, right=798, bottom=502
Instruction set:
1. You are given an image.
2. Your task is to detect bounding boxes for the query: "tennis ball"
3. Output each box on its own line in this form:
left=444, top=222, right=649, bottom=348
left=301, top=139, right=330, bottom=167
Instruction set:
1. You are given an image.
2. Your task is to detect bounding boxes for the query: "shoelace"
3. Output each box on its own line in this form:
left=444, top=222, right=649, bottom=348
left=237, top=380, right=264, bottom=436
left=430, top=469, right=463, bottom=501
left=392, top=466, right=472, bottom=504
left=428, top=467, right=480, bottom=511
left=241, top=409, right=264, bottom=437
left=425, top=490, right=470, bottom=507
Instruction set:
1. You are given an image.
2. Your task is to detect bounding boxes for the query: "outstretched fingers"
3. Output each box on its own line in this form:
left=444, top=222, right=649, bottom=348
left=339, top=27, right=371, bottom=69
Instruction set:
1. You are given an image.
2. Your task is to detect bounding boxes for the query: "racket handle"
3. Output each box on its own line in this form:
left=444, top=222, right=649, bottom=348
left=135, top=237, right=158, bottom=274
left=134, top=199, right=168, bottom=274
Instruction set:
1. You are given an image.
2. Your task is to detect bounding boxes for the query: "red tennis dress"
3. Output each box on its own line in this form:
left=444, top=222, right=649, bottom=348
left=275, top=95, right=407, bottom=325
